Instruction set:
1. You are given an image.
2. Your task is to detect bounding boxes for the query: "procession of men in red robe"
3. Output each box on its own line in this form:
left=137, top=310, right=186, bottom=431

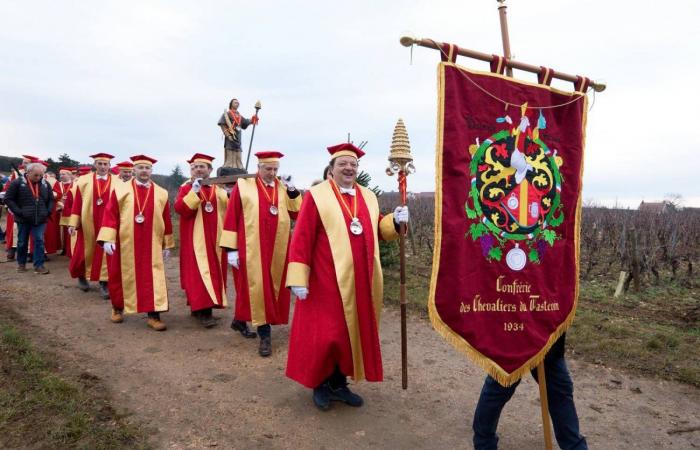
left=1, top=141, right=410, bottom=411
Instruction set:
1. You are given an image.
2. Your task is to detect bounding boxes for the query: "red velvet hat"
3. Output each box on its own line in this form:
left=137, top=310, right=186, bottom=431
left=254, top=151, right=284, bottom=163
left=78, top=166, right=93, bottom=175
left=189, top=153, right=216, bottom=165
left=326, top=143, right=365, bottom=160
left=115, top=161, right=134, bottom=169
left=130, top=154, right=157, bottom=166
left=58, top=167, right=73, bottom=174
left=22, top=154, right=39, bottom=162
left=89, top=152, right=115, bottom=161
left=35, top=160, right=49, bottom=167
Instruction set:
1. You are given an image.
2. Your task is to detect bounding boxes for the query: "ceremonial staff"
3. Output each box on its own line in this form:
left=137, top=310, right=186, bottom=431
left=386, top=118, right=415, bottom=390
left=244, top=100, right=262, bottom=172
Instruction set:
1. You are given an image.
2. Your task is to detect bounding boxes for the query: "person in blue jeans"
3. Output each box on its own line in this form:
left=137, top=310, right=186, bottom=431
left=472, top=334, right=588, bottom=450
left=3, top=162, right=53, bottom=274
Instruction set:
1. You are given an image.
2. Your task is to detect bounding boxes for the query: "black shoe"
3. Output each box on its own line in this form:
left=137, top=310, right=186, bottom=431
left=230, top=320, right=257, bottom=338
left=99, top=281, right=110, bottom=300
left=198, top=314, right=218, bottom=329
left=258, top=336, right=272, bottom=357
left=329, top=383, right=363, bottom=407
left=7, top=248, right=16, bottom=260
left=78, top=278, right=90, bottom=292
left=313, top=383, right=331, bottom=411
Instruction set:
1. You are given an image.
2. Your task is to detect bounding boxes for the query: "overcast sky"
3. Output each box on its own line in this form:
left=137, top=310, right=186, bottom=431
left=1, top=0, right=698, bottom=207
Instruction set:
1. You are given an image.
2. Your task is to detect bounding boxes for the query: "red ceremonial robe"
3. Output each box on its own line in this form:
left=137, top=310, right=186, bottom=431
left=3, top=172, right=20, bottom=250
left=177, top=181, right=191, bottom=292
left=55, top=181, right=73, bottom=256
left=285, top=180, right=399, bottom=388
left=97, top=180, right=174, bottom=314
left=60, top=185, right=77, bottom=258
left=174, top=183, right=228, bottom=312
left=43, top=178, right=61, bottom=254
left=68, top=173, right=118, bottom=281
left=219, top=177, right=302, bottom=326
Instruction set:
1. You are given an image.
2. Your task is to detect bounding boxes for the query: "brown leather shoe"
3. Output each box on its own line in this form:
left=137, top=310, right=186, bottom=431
left=34, top=266, right=50, bottom=274
left=16, top=264, right=27, bottom=272
left=147, top=318, right=167, bottom=331
left=110, top=309, right=124, bottom=323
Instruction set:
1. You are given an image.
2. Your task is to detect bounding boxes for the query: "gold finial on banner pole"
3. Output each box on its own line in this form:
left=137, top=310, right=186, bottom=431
left=386, top=118, right=414, bottom=390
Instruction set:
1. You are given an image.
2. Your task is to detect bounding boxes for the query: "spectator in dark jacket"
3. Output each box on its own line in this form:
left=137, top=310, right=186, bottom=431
left=4, top=162, right=54, bottom=274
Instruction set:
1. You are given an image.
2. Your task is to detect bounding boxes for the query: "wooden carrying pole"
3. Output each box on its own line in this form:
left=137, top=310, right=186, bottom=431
left=496, top=2, right=553, bottom=448
left=537, top=363, right=554, bottom=450
left=387, top=118, right=415, bottom=390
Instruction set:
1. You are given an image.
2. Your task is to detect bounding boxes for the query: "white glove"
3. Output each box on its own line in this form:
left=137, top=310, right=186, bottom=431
left=279, top=174, right=295, bottom=190
left=103, top=242, right=116, bottom=255
left=393, top=206, right=410, bottom=224
left=227, top=250, right=239, bottom=268
left=68, top=226, right=77, bottom=236
left=290, top=286, right=308, bottom=300
left=162, top=249, right=170, bottom=261
left=191, top=178, right=202, bottom=194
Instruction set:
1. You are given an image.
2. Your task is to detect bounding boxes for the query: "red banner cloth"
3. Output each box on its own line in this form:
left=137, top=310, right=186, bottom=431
left=429, top=62, right=588, bottom=386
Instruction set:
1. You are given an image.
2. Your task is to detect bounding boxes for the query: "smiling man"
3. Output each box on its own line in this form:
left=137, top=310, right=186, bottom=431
left=285, top=143, right=409, bottom=411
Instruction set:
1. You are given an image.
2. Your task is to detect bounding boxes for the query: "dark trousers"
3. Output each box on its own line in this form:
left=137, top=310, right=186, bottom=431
left=257, top=324, right=271, bottom=338
left=17, top=222, right=46, bottom=268
left=472, top=356, right=587, bottom=450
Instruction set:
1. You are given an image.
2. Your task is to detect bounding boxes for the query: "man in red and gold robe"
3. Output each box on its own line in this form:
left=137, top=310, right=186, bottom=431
left=285, top=143, right=409, bottom=410
left=4, top=155, right=36, bottom=260
left=175, top=153, right=228, bottom=328
left=42, top=168, right=61, bottom=255
left=219, top=151, right=302, bottom=356
left=68, top=153, right=118, bottom=299
left=60, top=166, right=91, bottom=258
left=114, top=161, right=134, bottom=183
left=54, top=167, right=74, bottom=256
left=97, top=155, right=174, bottom=331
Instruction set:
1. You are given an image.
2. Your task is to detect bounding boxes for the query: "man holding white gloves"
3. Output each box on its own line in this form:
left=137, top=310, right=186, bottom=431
left=285, top=143, right=408, bottom=411
left=219, top=151, right=302, bottom=356
left=97, top=155, right=175, bottom=331
left=174, top=153, right=229, bottom=329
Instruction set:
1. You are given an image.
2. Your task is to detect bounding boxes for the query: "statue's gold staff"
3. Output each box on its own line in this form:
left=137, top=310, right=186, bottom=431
left=244, top=100, right=262, bottom=172
left=386, top=118, right=415, bottom=390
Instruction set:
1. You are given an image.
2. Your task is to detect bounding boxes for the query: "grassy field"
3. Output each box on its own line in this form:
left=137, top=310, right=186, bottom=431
left=382, top=245, right=700, bottom=388
left=0, top=312, right=150, bottom=450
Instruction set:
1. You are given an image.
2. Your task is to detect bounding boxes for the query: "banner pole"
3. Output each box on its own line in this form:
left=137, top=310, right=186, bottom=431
left=499, top=3, right=554, bottom=447
left=497, top=0, right=513, bottom=77
left=537, top=362, right=554, bottom=450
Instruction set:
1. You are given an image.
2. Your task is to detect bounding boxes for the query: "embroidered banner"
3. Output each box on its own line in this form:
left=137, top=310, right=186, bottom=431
left=429, top=62, right=588, bottom=386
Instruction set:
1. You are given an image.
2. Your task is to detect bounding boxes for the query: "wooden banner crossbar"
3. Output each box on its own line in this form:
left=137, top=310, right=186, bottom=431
left=399, top=36, right=606, bottom=93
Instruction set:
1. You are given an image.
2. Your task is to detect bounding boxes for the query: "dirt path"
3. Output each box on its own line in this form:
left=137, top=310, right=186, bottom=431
left=1, top=256, right=698, bottom=449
